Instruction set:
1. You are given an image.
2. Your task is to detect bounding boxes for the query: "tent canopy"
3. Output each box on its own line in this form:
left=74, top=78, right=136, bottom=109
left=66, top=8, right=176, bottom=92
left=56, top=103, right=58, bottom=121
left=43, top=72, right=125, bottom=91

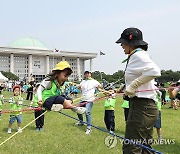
left=0, top=72, right=9, bottom=82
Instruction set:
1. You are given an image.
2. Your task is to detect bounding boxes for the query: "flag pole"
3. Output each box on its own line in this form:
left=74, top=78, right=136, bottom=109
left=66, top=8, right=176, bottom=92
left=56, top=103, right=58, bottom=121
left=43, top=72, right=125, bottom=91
left=99, top=51, right=102, bottom=80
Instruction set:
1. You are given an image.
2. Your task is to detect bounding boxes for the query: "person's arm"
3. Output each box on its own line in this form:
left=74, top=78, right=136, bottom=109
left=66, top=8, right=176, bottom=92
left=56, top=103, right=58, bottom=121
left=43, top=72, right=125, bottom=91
left=125, top=75, right=156, bottom=96
left=95, top=81, right=104, bottom=92
left=169, top=87, right=178, bottom=99
left=36, top=79, right=51, bottom=105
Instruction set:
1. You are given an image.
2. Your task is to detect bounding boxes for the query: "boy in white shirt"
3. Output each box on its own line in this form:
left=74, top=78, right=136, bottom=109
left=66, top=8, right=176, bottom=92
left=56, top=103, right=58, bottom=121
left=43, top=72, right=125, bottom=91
left=75, top=71, right=102, bottom=135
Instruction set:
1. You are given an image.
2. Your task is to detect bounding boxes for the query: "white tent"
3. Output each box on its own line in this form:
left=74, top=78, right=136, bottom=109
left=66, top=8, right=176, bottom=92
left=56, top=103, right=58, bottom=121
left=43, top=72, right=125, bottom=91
left=0, top=72, right=9, bottom=82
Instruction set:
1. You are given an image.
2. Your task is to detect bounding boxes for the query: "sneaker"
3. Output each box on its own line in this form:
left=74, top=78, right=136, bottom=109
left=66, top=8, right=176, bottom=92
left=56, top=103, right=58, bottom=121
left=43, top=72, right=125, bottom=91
left=51, top=104, right=63, bottom=112
left=39, top=128, right=43, bottom=131
left=17, top=128, right=22, bottom=133
left=36, top=128, right=39, bottom=132
left=72, top=107, right=86, bottom=114
left=85, top=128, right=92, bottom=135
left=75, top=121, right=84, bottom=126
left=109, top=130, right=115, bottom=135
left=7, top=128, right=12, bottom=134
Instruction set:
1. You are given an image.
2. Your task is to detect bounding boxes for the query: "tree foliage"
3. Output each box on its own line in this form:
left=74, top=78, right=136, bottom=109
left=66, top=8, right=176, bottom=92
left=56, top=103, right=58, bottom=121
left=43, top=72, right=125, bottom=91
left=92, top=70, right=180, bottom=84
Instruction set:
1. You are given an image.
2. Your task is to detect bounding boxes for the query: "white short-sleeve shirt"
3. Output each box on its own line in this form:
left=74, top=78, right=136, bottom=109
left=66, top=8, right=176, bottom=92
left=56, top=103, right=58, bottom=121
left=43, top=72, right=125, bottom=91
left=125, top=50, right=161, bottom=100
left=80, top=79, right=101, bottom=101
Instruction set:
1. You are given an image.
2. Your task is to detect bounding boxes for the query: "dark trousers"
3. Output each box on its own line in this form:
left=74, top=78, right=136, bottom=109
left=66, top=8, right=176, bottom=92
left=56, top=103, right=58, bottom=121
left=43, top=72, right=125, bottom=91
left=35, top=109, right=45, bottom=128
left=26, top=92, right=33, bottom=101
left=124, top=108, right=129, bottom=122
left=43, top=95, right=72, bottom=111
left=104, top=110, right=115, bottom=131
left=123, top=97, right=158, bottom=154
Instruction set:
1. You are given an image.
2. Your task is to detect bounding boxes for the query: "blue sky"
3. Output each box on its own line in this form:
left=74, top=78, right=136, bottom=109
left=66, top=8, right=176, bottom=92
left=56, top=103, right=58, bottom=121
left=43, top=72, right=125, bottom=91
left=1, top=0, right=180, bottom=74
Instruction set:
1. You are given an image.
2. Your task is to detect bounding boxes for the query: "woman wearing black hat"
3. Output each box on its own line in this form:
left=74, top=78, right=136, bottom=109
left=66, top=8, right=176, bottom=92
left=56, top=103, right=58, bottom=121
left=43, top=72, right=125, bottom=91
left=116, top=28, right=161, bottom=153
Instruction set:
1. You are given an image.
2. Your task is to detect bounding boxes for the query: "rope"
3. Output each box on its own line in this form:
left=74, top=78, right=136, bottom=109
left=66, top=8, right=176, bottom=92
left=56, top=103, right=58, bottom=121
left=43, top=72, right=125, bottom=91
left=135, top=85, right=180, bottom=93
left=59, top=111, right=162, bottom=154
left=0, top=107, right=42, bottom=114
left=0, top=110, right=48, bottom=146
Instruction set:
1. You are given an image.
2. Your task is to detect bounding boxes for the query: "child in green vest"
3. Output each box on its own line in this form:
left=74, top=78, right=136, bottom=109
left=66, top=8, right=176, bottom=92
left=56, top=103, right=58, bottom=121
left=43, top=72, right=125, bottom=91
left=7, top=85, right=23, bottom=134
left=103, top=90, right=116, bottom=133
left=121, top=97, right=129, bottom=122
left=0, top=94, right=4, bottom=119
left=154, top=90, right=162, bottom=141
left=30, top=83, right=45, bottom=131
left=34, top=61, right=86, bottom=114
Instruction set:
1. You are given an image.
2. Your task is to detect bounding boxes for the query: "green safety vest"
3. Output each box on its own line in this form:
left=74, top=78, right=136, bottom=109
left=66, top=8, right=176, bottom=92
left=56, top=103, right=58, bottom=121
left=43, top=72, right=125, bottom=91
left=104, top=98, right=116, bottom=110
left=121, top=100, right=129, bottom=108
left=157, top=101, right=161, bottom=111
left=9, top=96, right=23, bottom=115
left=34, top=81, right=64, bottom=104
left=155, top=93, right=161, bottom=111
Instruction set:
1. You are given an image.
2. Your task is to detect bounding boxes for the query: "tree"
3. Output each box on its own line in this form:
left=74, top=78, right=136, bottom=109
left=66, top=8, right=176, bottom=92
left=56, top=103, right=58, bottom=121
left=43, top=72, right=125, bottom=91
left=92, top=69, right=180, bottom=85
left=157, top=70, right=180, bottom=83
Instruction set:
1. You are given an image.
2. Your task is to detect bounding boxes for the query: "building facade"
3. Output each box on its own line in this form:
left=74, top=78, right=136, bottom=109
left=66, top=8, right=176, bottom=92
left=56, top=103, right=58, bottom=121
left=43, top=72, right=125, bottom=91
left=0, top=37, right=97, bottom=82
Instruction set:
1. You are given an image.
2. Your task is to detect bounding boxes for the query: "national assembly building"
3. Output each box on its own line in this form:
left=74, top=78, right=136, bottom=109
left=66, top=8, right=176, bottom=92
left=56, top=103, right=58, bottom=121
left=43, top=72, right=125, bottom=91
left=0, top=37, right=97, bottom=82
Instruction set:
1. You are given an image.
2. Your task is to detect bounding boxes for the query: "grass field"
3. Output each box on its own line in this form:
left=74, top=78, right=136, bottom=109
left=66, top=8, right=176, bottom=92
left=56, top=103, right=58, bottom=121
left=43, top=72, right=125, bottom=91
left=0, top=91, right=179, bottom=154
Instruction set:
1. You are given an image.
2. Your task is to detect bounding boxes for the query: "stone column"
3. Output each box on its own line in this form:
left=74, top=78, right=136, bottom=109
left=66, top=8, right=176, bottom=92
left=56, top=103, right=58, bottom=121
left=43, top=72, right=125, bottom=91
left=46, top=55, right=50, bottom=74
left=10, top=53, right=14, bottom=73
left=90, top=59, right=93, bottom=72
left=62, top=56, right=65, bottom=61
left=77, top=57, right=81, bottom=81
left=28, top=54, right=32, bottom=82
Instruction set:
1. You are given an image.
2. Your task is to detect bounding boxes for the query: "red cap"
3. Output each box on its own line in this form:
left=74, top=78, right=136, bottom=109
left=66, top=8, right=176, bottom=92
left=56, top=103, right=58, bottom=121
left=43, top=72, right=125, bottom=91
left=13, top=85, right=21, bottom=92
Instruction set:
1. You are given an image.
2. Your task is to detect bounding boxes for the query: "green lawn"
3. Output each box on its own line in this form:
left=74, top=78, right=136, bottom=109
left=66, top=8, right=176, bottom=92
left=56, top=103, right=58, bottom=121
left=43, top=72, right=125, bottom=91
left=0, top=91, right=179, bottom=154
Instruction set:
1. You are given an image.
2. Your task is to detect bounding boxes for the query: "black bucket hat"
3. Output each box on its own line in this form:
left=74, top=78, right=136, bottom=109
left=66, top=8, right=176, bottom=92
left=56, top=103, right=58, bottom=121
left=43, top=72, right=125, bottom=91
left=116, top=27, right=148, bottom=46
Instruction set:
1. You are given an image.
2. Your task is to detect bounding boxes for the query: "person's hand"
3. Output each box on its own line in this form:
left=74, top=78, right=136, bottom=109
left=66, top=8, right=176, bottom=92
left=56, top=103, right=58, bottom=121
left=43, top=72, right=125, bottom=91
left=124, top=86, right=136, bottom=97
left=168, top=86, right=175, bottom=92
left=116, top=88, right=124, bottom=93
left=38, top=100, right=43, bottom=106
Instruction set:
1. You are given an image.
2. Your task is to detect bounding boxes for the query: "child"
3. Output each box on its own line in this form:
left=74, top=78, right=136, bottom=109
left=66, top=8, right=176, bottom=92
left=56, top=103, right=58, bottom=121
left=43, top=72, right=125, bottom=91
left=31, top=83, right=45, bottom=131
left=103, top=90, right=116, bottom=133
left=7, top=85, right=23, bottom=134
left=34, top=61, right=86, bottom=115
left=121, top=96, right=129, bottom=122
left=154, top=89, right=162, bottom=141
left=0, top=94, right=4, bottom=120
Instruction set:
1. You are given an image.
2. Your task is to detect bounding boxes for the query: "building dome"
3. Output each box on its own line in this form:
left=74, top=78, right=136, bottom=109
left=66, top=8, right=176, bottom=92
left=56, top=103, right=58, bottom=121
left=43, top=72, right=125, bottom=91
left=8, top=37, right=49, bottom=50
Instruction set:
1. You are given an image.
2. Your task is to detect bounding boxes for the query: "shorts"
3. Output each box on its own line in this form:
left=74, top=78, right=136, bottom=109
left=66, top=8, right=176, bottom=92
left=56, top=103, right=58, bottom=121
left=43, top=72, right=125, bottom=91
left=43, top=95, right=72, bottom=110
left=9, top=114, right=22, bottom=124
left=154, top=111, right=161, bottom=128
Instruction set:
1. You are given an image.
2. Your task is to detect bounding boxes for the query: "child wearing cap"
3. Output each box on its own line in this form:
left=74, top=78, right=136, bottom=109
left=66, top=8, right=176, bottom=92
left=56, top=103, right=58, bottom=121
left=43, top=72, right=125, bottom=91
left=103, top=90, right=116, bottom=133
left=34, top=61, right=86, bottom=115
left=7, top=85, right=23, bottom=134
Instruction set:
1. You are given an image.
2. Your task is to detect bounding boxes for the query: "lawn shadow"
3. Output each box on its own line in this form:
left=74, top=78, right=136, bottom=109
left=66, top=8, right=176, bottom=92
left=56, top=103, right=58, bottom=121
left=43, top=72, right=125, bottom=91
left=66, top=122, right=86, bottom=132
left=25, top=125, right=36, bottom=131
left=115, top=130, right=125, bottom=136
